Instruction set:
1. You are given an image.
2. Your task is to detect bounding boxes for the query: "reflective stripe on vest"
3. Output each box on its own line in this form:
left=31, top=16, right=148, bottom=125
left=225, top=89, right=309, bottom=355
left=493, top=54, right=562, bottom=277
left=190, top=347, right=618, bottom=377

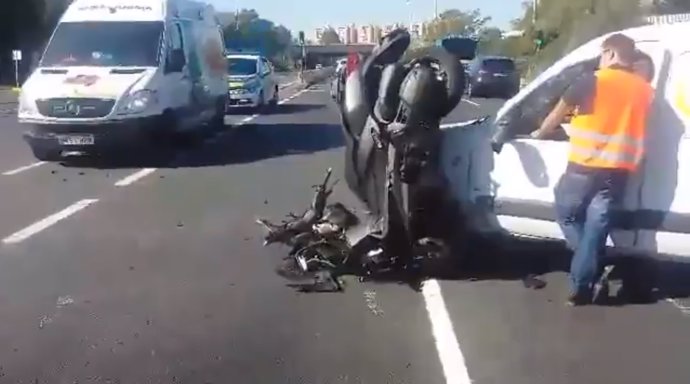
left=568, top=68, right=653, bottom=171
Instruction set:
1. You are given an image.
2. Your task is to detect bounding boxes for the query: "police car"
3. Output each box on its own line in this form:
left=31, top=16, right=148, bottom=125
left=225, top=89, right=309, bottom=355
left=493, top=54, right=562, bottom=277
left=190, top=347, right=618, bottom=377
left=225, top=52, right=278, bottom=112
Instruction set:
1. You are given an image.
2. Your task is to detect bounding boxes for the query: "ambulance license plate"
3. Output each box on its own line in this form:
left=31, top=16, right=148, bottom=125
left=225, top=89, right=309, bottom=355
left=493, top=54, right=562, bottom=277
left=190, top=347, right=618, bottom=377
left=58, top=135, right=95, bottom=145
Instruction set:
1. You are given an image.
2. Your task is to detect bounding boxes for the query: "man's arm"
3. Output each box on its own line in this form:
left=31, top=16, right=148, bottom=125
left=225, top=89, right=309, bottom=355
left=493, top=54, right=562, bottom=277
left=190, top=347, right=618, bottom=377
left=530, top=73, right=596, bottom=139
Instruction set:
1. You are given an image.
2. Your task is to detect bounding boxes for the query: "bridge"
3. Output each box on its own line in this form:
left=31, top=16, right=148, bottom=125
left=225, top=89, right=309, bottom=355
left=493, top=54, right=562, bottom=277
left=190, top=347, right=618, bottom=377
left=291, top=44, right=376, bottom=68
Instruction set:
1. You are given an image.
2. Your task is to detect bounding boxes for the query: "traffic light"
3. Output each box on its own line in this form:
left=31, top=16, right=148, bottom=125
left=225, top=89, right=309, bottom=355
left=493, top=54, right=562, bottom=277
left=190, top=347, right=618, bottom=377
left=298, top=31, right=305, bottom=45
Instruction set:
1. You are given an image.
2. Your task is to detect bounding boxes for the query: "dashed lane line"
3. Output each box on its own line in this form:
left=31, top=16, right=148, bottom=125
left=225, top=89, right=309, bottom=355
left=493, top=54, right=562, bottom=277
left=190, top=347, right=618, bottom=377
left=119, top=87, right=310, bottom=185
left=114, top=168, right=157, bottom=187
left=2, top=161, right=46, bottom=176
left=2, top=198, right=99, bottom=244
left=422, top=279, right=473, bottom=384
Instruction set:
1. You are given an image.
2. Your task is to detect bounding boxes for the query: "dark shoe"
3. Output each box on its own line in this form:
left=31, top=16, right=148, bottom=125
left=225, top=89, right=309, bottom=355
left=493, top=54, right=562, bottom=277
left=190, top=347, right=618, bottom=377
left=567, top=291, right=592, bottom=306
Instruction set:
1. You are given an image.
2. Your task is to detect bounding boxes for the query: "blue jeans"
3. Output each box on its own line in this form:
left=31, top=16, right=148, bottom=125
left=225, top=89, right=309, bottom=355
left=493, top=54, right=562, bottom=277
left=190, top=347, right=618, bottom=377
left=554, top=166, right=628, bottom=294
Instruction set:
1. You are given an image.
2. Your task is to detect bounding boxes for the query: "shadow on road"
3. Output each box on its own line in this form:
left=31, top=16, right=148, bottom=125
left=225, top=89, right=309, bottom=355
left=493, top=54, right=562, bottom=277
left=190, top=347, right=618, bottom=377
left=63, top=122, right=344, bottom=169
left=282, top=232, right=690, bottom=308
left=441, top=238, right=690, bottom=307
left=272, top=103, right=325, bottom=114
left=225, top=103, right=325, bottom=116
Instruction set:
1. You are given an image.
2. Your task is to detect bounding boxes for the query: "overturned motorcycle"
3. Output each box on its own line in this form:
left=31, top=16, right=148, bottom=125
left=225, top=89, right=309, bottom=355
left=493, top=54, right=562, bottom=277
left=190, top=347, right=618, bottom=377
left=257, top=30, right=479, bottom=291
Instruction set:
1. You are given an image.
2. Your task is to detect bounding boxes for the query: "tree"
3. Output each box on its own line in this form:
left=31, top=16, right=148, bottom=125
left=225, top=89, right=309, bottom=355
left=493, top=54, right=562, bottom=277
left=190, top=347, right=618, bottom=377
left=476, top=27, right=504, bottom=55
left=221, top=9, right=293, bottom=64
left=649, top=0, right=690, bottom=14
left=424, top=8, right=491, bottom=42
left=509, top=0, right=649, bottom=79
left=320, top=28, right=342, bottom=45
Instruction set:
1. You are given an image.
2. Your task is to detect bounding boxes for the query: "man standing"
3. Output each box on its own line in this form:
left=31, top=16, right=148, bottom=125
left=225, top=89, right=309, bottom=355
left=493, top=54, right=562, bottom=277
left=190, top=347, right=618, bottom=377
left=530, top=34, right=654, bottom=306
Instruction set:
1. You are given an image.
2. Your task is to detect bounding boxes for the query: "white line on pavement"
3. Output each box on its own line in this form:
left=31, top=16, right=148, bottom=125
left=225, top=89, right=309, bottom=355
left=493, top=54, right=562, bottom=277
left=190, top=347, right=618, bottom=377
left=463, top=99, right=480, bottom=106
left=422, top=279, right=472, bottom=384
left=114, top=168, right=157, bottom=187
left=2, top=161, right=46, bottom=176
left=2, top=199, right=99, bottom=244
left=121, top=87, right=309, bottom=185
left=279, top=80, right=298, bottom=89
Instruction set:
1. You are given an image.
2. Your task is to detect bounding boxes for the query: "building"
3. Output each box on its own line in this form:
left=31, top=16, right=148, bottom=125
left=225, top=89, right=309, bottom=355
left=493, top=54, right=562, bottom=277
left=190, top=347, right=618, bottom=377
left=313, top=21, right=429, bottom=44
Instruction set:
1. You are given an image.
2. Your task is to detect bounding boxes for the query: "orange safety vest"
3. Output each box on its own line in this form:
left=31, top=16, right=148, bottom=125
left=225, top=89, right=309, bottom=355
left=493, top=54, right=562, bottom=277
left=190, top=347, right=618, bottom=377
left=568, top=67, right=654, bottom=171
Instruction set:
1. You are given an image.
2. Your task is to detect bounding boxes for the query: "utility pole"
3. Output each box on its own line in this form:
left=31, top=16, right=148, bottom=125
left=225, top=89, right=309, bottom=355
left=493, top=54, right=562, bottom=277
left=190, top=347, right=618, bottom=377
left=532, top=0, right=538, bottom=24
left=434, top=0, right=438, bottom=19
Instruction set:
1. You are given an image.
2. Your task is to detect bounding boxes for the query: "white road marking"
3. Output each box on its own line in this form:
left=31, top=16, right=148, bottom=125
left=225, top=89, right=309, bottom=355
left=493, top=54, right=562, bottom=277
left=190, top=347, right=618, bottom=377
left=422, top=279, right=472, bottom=384
left=666, top=298, right=690, bottom=316
left=128, top=87, right=308, bottom=184
left=463, top=99, right=480, bottom=106
left=2, top=161, right=46, bottom=176
left=114, top=168, right=157, bottom=187
left=279, top=80, right=298, bottom=89
left=2, top=198, right=99, bottom=244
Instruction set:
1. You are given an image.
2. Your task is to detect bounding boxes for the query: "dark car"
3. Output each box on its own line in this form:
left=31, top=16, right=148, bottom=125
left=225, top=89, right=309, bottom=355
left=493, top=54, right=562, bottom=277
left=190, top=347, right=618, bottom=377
left=465, top=56, right=520, bottom=99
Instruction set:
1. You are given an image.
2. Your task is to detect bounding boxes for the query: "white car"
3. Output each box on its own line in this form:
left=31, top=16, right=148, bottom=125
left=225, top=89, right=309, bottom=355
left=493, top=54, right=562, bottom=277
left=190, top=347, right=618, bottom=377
left=443, top=22, right=690, bottom=261
left=225, top=53, right=278, bottom=112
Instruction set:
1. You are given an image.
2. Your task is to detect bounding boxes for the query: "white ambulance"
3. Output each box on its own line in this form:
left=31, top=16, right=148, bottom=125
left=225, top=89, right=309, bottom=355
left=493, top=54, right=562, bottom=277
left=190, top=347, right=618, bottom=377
left=17, top=0, right=227, bottom=161
left=443, top=22, right=690, bottom=260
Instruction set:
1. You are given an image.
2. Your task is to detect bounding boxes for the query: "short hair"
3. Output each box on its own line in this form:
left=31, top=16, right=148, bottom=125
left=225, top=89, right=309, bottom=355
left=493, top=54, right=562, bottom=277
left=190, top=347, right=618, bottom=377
left=602, top=33, right=637, bottom=64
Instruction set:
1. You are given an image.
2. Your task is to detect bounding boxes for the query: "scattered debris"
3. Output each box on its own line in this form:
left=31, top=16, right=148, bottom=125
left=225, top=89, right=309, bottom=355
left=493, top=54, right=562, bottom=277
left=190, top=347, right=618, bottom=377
left=38, top=315, right=53, bottom=329
left=363, top=290, right=384, bottom=316
left=522, top=274, right=547, bottom=290
left=56, top=295, right=74, bottom=308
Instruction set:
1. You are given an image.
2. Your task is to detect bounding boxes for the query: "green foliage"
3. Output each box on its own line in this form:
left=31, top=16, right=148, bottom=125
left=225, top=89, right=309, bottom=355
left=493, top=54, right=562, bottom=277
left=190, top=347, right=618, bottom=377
left=510, top=0, right=656, bottom=80
left=221, top=9, right=293, bottom=61
left=424, top=8, right=492, bottom=42
left=650, top=0, right=690, bottom=14
left=320, top=28, right=342, bottom=45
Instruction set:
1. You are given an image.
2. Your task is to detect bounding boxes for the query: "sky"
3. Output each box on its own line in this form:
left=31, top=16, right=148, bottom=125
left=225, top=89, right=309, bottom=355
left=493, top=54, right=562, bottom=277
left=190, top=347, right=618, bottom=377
left=210, top=0, right=526, bottom=37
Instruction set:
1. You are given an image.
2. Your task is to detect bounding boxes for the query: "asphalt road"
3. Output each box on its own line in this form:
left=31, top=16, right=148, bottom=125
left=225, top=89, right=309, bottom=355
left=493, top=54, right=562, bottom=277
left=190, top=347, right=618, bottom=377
left=0, top=82, right=689, bottom=384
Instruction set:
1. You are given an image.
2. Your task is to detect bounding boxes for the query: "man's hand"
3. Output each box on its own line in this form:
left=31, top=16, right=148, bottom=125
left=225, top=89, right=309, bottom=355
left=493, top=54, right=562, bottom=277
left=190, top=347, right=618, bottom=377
left=532, top=99, right=573, bottom=140
left=530, top=129, right=546, bottom=139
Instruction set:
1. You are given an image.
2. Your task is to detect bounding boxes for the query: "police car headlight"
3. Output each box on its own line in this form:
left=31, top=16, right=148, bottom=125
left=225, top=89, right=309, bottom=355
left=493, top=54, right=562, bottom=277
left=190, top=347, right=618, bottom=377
left=118, top=89, right=157, bottom=114
left=244, top=80, right=261, bottom=93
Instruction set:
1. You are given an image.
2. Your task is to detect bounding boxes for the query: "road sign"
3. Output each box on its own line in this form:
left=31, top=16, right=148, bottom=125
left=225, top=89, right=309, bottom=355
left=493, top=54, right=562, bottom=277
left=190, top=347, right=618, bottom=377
left=12, top=50, right=22, bottom=61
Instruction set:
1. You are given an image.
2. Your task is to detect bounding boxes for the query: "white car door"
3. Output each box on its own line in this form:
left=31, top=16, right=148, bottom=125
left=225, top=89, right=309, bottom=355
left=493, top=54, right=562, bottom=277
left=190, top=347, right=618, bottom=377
left=490, top=42, right=668, bottom=251
left=635, top=47, right=690, bottom=256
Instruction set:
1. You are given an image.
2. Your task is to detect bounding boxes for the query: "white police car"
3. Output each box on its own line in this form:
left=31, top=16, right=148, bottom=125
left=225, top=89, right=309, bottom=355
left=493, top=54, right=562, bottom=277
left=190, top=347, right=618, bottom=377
left=226, top=53, right=278, bottom=112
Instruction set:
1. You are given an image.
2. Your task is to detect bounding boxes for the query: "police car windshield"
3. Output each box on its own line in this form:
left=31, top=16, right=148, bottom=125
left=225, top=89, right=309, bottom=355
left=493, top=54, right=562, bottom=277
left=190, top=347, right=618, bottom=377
left=227, top=58, right=258, bottom=76
left=41, top=21, right=164, bottom=67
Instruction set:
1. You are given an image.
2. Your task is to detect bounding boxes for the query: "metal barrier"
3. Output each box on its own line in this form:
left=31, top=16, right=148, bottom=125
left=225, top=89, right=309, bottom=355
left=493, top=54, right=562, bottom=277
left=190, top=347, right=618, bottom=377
left=645, top=13, right=690, bottom=25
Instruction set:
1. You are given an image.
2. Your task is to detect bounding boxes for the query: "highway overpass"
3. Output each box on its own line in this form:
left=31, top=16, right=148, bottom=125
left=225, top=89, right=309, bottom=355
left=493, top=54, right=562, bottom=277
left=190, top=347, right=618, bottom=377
left=292, top=44, right=376, bottom=68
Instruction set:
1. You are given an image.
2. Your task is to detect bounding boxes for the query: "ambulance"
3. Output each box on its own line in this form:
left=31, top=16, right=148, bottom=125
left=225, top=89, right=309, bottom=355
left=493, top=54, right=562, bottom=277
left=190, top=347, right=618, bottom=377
left=17, top=0, right=227, bottom=161
left=442, top=22, right=690, bottom=260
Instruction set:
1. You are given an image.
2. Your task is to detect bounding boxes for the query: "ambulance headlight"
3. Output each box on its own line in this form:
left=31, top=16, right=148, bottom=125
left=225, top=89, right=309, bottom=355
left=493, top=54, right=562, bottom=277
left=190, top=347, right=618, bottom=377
left=18, top=91, right=39, bottom=116
left=118, top=89, right=157, bottom=114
